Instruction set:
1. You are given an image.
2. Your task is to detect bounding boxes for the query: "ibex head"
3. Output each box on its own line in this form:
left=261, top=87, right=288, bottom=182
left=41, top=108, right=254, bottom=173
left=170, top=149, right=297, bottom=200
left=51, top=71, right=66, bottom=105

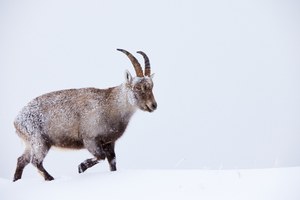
left=117, top=49, right=157, bottom=112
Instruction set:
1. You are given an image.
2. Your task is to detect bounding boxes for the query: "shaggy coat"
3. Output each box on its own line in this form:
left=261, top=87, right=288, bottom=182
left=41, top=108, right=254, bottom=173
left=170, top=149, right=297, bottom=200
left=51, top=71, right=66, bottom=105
left=13, top=49, right=157, bottom=181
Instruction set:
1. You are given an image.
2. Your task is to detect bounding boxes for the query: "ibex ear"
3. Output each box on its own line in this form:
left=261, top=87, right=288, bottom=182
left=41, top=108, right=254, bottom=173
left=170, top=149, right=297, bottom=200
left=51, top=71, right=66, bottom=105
left=150, top=73, right=155, bottom=79
left=125, top=70, right=133, bottom=84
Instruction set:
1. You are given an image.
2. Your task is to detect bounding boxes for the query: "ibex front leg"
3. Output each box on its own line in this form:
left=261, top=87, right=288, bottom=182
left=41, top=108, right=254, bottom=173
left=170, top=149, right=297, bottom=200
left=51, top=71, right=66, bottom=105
left=78, top=139, right=106, bottom=173
left=103, top=142, right=117, bottom=171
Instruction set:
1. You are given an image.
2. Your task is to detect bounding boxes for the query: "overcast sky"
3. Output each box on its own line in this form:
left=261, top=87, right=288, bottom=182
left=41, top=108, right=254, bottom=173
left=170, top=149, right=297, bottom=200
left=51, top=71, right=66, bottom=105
left=0, top=0, right=299, bottom=179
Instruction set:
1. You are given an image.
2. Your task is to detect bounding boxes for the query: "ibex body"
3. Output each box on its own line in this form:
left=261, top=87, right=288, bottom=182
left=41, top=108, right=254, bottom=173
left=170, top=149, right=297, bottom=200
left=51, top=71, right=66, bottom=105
left=13, top=49, right=157, bottom=181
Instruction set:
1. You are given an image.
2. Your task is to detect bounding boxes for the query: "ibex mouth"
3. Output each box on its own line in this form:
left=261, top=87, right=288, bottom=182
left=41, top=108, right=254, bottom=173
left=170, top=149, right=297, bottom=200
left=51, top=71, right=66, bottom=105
left=146, top=105, right=153, bottom=112
left=145, top=103, right=157, bottom=112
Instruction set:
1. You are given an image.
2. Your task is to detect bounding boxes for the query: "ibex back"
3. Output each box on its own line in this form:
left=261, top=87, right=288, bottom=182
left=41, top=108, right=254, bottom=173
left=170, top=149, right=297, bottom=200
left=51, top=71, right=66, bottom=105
left=13, top=49, right=157, bottom=181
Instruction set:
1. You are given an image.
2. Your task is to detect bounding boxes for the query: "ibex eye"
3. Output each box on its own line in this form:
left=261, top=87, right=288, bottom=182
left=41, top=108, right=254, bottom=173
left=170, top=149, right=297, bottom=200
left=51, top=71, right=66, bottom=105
left=135, top=86, right=142, bottom=91
left=144, top=85, right=150, bottom=90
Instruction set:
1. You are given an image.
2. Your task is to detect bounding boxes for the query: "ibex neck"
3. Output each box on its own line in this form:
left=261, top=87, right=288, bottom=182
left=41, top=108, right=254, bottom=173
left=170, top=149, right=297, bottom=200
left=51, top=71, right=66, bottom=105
left=112, top=84, right=137, bottom=117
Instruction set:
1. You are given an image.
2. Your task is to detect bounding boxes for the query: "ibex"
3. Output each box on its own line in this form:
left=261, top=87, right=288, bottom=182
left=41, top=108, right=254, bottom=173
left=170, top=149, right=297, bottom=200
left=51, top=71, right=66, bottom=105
left=13, top=49, right=157, bottom=181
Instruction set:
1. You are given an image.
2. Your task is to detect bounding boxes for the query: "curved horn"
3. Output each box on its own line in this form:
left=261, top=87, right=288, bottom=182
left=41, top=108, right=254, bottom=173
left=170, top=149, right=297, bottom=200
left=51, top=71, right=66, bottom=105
left=117, top=49, right=144, bottom=77
left=137, top=51, right=151, bottom=77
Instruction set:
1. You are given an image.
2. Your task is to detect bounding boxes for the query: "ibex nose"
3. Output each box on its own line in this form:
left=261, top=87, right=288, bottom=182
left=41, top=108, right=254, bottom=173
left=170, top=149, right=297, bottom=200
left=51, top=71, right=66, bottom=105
left=152, top=102, right=157, bottom=110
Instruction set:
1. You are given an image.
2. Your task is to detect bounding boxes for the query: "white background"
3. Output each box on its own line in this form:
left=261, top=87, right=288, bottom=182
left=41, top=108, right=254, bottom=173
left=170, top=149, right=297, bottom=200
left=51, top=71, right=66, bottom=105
left=0, top=0, right=299, bottom=179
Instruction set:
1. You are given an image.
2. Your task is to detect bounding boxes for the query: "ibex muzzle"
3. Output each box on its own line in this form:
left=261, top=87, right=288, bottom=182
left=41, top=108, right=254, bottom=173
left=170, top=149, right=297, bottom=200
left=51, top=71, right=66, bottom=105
left=13, top=49, right=157, bottom=181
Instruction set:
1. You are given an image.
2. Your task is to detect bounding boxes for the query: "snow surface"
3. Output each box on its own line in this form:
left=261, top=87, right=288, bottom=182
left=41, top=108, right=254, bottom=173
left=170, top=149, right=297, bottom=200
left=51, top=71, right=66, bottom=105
left=1, top=167, right=300, bottom=200
left=1, top=0, right=300, bottom=179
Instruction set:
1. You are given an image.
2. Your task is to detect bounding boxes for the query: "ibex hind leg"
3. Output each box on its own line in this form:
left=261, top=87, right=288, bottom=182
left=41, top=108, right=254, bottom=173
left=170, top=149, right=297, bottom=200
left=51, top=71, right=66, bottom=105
left=32, top=159, right=54, bottom=181
left=13, top=146, right=31, bottom=182
left=30, top=139, right=54, bottom=181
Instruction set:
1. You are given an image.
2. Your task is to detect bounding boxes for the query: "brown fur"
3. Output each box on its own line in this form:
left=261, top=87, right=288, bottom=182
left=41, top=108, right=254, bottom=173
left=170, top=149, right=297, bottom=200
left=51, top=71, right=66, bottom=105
left=13, top=49, right=157, bottom=181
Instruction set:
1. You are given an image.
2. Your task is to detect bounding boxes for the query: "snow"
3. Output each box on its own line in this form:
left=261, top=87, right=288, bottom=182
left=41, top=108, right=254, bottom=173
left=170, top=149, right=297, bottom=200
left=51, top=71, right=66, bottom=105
left=1, top=0, right=300, bottom=179
left=1, top=167, right=300, bottom=200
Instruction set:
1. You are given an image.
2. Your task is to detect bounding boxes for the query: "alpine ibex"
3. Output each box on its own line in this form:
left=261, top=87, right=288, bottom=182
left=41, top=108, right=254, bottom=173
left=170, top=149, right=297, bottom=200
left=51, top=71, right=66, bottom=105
left=13, top=49, right=157, bottom=181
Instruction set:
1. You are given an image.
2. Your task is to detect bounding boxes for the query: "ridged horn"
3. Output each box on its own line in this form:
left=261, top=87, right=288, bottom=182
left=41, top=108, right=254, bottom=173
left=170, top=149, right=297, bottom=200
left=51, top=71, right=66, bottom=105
left=137, top=51, right=151, bottom=77
left=117, top=49, right=144, bottom=77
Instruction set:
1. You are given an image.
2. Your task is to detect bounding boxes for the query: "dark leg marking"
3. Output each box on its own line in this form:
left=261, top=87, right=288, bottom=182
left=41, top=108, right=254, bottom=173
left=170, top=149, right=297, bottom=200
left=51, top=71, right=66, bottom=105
left=103, top=142, right=117, bottom=171
left=79, top=139, right=106, bottom=173
left=32, top=157, right=54, bottom=181
left=78, top=158, right=99, bottom=173
left=13, top=149, right=31, bottom=182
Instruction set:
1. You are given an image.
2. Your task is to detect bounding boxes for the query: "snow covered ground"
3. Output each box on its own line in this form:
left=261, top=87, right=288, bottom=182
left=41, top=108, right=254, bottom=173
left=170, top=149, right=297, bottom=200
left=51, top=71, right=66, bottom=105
left=1, top=1, right=300, bottom=199
left=1, top=167, right=299, bottom=200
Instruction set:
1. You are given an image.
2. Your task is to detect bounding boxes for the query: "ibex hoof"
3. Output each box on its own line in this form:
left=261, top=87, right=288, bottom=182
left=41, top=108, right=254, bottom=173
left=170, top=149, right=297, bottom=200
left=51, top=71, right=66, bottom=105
left=45, top=175, right=54, bottom=181
left=78, top=163, right=87, bottom=174
left=13, top=177, right=20, bottom=182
